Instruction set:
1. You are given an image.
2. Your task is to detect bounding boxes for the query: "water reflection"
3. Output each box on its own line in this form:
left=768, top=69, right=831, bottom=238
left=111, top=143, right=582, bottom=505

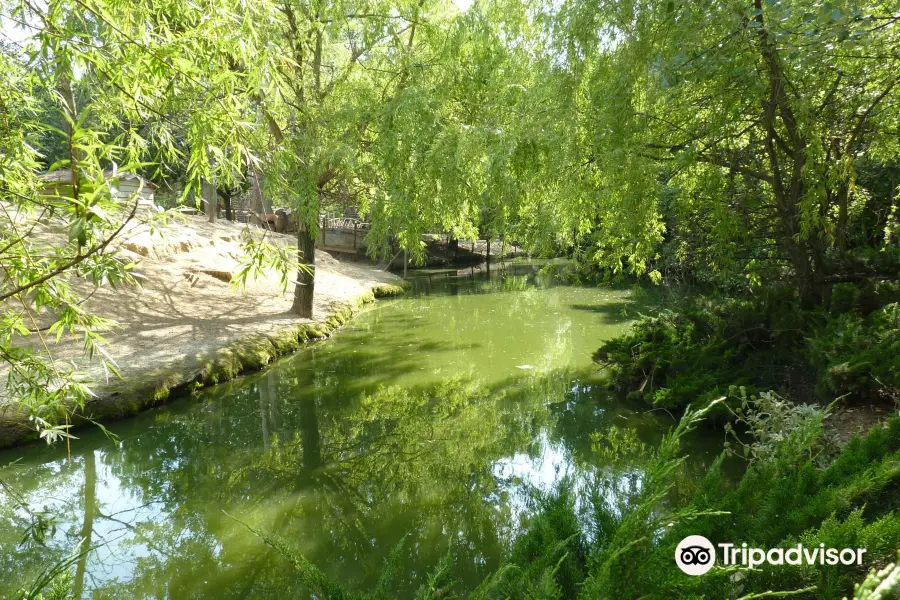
left=0, top=264, right=686, bottom=598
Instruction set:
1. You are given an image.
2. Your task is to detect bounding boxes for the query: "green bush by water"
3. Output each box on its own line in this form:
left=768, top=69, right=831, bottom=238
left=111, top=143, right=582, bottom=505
left=592, top=289, right=808, bottom=410
left=809, top=301, right=900, bottom=402
left=594, top=285, right=900, bottom=410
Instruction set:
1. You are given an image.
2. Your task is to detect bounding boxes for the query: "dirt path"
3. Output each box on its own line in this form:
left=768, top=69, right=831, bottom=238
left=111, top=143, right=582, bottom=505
left=0, top=215, right=404, bottom=447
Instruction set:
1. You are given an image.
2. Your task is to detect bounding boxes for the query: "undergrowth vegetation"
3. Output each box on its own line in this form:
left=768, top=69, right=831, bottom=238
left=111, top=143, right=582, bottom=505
left=594, top=283, right=900, bottom=412
left=810, top=298, right=900, bottom=404
left=592, top=288, right=809, bottom=410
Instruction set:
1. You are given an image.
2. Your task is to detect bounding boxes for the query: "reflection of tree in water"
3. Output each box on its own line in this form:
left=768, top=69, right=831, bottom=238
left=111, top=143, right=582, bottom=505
left=72, top=450, right=96, bottom=598
left=236, top=378, right=547, bottom=596
left=0, top=449, right=162, bottom=599
left=0, top=367, right=662, bottom=598
left=119, top=372, right=570, bottom=597
left=0, top=461, right=78, bottom=597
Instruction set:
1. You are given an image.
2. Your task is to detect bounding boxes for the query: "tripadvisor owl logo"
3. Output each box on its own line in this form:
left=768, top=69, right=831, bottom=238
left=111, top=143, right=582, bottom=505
left=675, top=535, right=716, bottom=575
left=675, top=535, right=868, bottom=576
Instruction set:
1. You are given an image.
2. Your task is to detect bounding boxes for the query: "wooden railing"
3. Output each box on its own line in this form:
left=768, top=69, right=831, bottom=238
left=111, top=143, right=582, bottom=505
left=318, top=216, right=370, bottom=253
left=319, top=216, right=369, bottom=230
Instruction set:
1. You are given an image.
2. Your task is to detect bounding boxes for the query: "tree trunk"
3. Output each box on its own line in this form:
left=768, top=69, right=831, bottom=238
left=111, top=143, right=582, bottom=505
left=774, top=190, right=823, bottom=307
left=218, top=189, right=234, bottom=221
left=291, top=220, right=316, bottom=317
left=789, top=240, right=819, bottom=308
left=225, top=193, right=234, bottom=221
left=753, top=0, right=823, bottom=306
left=836, top=184, right=850, bottom=253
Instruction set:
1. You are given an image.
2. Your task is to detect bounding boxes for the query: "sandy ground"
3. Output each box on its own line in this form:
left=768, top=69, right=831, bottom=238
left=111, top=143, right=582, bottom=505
left=0, top=214, right=402, bottom=446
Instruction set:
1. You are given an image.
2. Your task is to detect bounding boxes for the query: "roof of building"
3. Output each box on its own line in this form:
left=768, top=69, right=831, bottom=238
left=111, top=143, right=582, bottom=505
left=40, top=169, right=159, bottom=190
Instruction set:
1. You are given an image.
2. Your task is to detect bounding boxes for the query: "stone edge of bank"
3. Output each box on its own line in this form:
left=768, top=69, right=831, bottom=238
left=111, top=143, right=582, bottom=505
left=0, top=281, right=408, bottom=449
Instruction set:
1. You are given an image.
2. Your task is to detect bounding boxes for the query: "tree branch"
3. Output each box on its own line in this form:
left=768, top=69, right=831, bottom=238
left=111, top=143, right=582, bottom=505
left=0, top=197, right=139, bottom=302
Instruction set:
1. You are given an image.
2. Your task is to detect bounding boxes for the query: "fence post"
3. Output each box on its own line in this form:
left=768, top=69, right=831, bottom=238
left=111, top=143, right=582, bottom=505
left=202, top=178, right=217, bottom=224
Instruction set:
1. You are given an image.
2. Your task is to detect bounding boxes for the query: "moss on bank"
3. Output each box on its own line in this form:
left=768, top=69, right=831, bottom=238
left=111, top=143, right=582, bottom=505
left=0, top=283, right=406, bottom=449
left=371, top=282, right=409, bottom=297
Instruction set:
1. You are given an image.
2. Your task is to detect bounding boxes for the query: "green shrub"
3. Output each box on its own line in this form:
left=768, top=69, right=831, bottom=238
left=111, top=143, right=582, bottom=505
left=824, top=282, right=900, bottom=317
left=593, top=291, right=807, bottom=410
left=808, top=303, right=900, bottom=402
left=483, top=413, right=900, bottom=600
left=723, top=387, right=838, bottom=470
left=471, top=485, right=586, bottom=599
left=671, top=417, right=900, bottom=599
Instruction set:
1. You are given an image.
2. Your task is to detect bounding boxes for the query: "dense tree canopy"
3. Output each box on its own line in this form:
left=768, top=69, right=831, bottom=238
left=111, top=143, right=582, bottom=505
left=559, top=0, right=900, bottom=302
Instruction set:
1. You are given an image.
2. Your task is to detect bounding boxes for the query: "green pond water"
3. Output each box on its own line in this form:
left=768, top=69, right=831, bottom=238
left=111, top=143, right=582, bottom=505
left=0, top=262, right=717, bottom=598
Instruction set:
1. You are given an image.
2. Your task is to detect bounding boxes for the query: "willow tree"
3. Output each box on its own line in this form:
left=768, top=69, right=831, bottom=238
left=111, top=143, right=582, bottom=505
left=548, top=0, right=900, bottom=302
left=0, top=0, right=263, bottom=426
left=0, top=0, right=541, bottom=424
left=244, top=0, right=451, bottom=317
left=360, top=0, right=589, bottom=261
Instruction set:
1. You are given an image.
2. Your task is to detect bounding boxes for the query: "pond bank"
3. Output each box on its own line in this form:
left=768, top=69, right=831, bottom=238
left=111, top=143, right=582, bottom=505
left=0, top=216, right=406, bottom=448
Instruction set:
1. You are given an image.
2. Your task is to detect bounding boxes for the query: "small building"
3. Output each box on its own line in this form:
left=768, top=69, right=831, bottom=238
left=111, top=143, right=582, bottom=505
left=40, top=169, right=158, bottom=210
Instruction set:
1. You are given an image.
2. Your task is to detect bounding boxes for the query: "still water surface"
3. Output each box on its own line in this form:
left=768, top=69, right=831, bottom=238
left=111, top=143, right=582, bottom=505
left=0, top=263, right=707, bottom=598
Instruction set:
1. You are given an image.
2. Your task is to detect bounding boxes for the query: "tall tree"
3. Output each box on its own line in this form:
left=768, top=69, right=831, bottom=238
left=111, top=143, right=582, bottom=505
left=249, top=0, right=437, bottom=317
left=365, top=0, right=580, bottom=261
left=549, top=0, right=900, bottom=302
